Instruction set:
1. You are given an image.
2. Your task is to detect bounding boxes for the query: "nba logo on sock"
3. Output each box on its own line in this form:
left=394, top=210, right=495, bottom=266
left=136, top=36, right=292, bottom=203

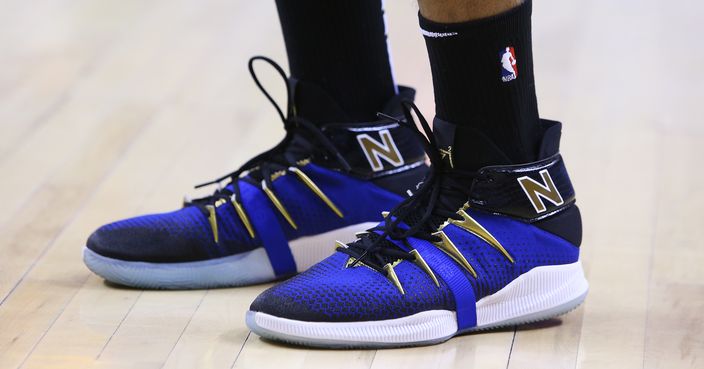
left=500, top=46, right=518, bottom=82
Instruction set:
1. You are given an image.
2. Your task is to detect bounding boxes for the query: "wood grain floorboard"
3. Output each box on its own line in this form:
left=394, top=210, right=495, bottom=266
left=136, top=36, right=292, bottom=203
left=1, top=0, right=701, bottom=368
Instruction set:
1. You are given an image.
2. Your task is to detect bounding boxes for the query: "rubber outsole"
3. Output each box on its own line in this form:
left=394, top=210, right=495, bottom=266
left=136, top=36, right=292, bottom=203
left=83, top=247, right=277, bottom=289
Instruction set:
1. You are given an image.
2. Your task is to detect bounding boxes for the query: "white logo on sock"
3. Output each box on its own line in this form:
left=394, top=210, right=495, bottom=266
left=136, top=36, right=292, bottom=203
left=500, top=46, right=518, bottom=82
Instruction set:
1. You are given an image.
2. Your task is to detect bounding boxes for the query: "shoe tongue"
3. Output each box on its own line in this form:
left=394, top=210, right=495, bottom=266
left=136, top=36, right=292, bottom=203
left=432, top=117, right=513, bottom=171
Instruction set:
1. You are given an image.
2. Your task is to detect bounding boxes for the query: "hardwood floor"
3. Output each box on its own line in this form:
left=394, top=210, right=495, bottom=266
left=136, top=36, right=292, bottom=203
left=0, top=0, right=701, bottom=368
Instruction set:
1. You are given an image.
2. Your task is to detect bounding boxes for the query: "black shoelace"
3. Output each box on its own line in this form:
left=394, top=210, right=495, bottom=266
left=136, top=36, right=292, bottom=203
left=338, top=101, right=477, bottom=273
left=185, top=56, right=352, bottom=222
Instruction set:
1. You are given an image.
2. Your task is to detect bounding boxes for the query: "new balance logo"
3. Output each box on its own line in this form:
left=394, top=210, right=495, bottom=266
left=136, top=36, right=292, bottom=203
left=356, top=129, right=404, bottom=172
left=517, top=169, right=564, bottom=213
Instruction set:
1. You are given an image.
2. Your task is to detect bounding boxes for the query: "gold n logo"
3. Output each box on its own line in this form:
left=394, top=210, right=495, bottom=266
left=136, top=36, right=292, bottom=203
left=356, top=129, right=404, bottom=172
left=517, top=169, right=564, bottom=213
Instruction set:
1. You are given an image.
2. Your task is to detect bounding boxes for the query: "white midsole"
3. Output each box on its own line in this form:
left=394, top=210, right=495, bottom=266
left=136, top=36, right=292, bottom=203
left=83, top=222, right=377, bottom=289
left=289, top=222, right=377, bottom=272
left=474, top=259, right=589, bottom=330
left=247, top=260, right=589, bottom=346
left=249, top=310, right=457, bottom=346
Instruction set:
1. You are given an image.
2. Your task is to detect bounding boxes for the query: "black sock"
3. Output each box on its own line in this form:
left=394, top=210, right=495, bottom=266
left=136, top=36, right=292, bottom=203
left=420, top=0, right=541, bottom=169
left=275, top=0, right=397, bottom=123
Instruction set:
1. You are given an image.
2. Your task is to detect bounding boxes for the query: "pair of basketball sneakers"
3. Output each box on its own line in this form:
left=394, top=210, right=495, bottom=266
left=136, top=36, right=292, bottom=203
left=83, top=57, right=588, bottom=348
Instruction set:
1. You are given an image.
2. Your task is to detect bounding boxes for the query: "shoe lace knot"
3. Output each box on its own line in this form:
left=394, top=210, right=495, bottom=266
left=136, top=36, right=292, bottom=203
left=339, top=102, right=477, bottom=273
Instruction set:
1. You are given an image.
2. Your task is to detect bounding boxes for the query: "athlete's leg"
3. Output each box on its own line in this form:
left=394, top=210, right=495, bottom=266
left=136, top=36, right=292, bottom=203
left=418, top=0, right=523, bottom=22
left=275, top=0, right=396, bottom=124
left=418, top=0, right=540, bottom=170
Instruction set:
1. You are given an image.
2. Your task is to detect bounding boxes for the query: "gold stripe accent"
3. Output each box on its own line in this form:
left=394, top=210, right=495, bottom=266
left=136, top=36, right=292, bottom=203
left=335, top=240, right=348, bottom=249
left=384, top=263, right=405, bottom=294
left=381, top=211, right=390, bottom=218
left=230, top=195, right=255, bottom=239
left=450, top=210, right=514, bottom=263
left=345, top=256, right=364, bottom=268
left=214, top=198, right=227, bottom=207
left=345, top=257, right=356, bottom=268
left=270, top=170, right=287, bottom=181
left=409, top=249, right=439, bottom=287
left=205, top=205, right=219, bottom=243
left=288, top=167, right=344, bottom=218
left=432, top=230, right=477, bottom=278
left=261, top=180, right=298, bottom=230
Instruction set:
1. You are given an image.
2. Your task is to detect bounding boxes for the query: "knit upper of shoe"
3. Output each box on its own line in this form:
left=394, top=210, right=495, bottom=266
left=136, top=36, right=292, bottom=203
left=87, top=163, right=403, bottom=263
left=249, top=207, right=579, bottom=322
left=88, top=205, right=254, bottom=263
left=250, top=251, right=456, bottom=322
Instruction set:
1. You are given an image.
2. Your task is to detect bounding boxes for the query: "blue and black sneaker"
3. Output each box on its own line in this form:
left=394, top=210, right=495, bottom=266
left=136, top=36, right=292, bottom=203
left=83, top=57, right=428, bottom=289
left=246, top=102, right=588, bottom=348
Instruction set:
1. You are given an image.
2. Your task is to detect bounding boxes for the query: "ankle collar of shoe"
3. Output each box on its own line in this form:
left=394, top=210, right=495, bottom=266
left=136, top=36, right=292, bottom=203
left=469, top=153, right=576, bottom=222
